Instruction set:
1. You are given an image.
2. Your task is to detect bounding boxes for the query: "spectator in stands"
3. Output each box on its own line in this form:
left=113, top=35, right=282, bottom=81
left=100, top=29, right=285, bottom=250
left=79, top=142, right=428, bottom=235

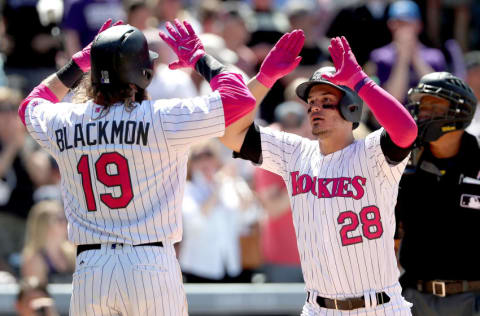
left=196, top=0, right=222, bottom=34
left=15, top=277, right=59, bottom=316
left=1, top=0, right=63, bottom=93
left=21, top=200, right=75, bottom=284
left=327, top=0, right=392, bottom=67
left=368, top=0, right=446, bottom=103
left=180, top=140, right=259, bottom=282
left=0, top=87, right=35, bottom=273
left=126, top=0, right=154, bottom=31
left=247, top=0, right=290, bottom=123
left=62, top=0, right=125, bottom=57
left=465, top=51, right=480, bottom=140
left=284, top=2, right=329, bottom=80
left=196, top=33, right=247, bottom=95
left=218, top=1, right=256, bottom=77
left=253, top=101, right=306, bottom=283
left=425, top=0, right=472, bottom=52
left=25, top=150, right=61, bottom=203
left=153, top=0, right=201, bottom=34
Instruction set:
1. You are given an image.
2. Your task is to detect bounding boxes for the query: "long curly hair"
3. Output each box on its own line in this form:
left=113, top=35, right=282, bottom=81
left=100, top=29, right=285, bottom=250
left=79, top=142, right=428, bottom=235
left=72, top=72, right=149, bottom=118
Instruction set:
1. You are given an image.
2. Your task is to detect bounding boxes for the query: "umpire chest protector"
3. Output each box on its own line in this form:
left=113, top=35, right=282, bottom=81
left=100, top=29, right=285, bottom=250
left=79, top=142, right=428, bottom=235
left=91, top=25, right=158, bottom=89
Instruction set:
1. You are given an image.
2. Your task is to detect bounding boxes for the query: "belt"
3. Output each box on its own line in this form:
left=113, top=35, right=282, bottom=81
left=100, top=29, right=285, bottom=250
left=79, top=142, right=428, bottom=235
left=307, top=291, right=390, bottom=310
left=417, top=280, right=480, bottom=297
left=77, top=241, right=163, bottom=257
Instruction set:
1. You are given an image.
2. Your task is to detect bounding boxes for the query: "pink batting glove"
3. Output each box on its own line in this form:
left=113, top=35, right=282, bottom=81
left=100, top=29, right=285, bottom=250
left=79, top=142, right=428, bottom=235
left=158, top=19, right=205, bottom=70
left=322, top=36, right=368, bottom=90
left=256, top=29, right=305, bottom=88
left=72, top=19, right=124, bottom=72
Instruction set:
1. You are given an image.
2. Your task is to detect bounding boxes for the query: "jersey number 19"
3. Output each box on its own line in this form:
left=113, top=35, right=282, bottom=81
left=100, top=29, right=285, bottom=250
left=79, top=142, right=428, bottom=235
left=77, top=152, right=134, bottom=211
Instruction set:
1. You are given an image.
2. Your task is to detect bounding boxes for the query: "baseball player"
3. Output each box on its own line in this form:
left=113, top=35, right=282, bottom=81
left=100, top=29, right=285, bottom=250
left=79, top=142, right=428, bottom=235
left=229, top=36, right=418, bottom=315
left=18, top=17, right=304, bottom=315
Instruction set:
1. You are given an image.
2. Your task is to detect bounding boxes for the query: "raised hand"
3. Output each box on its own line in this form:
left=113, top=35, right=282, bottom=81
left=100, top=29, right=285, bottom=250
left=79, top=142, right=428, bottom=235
left=256, top=29, right=305, bottom=88
left=322, top=36, right=366, bottom=90
left=158, top=19, right=206, bottom=70
left=72, top=19, right=124, bottom=72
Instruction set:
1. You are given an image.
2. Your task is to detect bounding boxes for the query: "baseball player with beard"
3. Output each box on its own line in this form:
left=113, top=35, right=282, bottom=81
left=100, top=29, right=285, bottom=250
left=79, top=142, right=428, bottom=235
left=18, top=17, right=304, bottom=315
left=225, top=36, right=418, bottom=315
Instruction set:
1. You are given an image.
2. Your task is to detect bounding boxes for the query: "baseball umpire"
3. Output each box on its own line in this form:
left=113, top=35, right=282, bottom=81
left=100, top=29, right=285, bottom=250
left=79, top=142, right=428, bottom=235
left=395, top=72, right=480, bottom=316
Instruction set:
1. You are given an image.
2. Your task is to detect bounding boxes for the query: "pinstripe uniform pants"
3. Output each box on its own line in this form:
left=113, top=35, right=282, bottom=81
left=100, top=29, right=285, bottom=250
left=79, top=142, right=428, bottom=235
left=70, top=242, right=188, bottom=316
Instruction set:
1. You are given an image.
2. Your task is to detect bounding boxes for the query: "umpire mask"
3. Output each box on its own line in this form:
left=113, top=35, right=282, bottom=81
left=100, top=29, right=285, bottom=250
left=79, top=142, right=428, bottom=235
left=406, top=72, right=477, bottom=146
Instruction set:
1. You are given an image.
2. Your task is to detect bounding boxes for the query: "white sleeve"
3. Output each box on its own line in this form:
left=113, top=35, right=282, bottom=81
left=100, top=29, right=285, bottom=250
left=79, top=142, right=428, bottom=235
left=364, top=128, right=409, bottom=185
left=154, top=91, right=225, bottom=152
left=258, top=126, right=305, bottom=182
left=24, top=98, right=60, bottom=156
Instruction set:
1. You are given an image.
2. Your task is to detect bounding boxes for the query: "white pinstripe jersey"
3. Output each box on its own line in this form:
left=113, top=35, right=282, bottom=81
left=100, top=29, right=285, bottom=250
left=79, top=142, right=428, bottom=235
left=24, top=92, right=224, bottom=245
left=258, top=126, right=408, bottom=298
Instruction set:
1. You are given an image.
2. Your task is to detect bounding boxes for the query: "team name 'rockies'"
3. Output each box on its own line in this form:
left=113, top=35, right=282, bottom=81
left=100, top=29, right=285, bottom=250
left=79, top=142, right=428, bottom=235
left=55, top=120, right=150, bottom=152
left=290, top=171, right=366, bottom=200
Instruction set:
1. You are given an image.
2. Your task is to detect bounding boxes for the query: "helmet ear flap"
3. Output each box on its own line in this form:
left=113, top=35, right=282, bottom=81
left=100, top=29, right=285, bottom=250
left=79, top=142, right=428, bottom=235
left=348, top=104, right=359, bottom=113
left=338, top=87, right=363, bottom=129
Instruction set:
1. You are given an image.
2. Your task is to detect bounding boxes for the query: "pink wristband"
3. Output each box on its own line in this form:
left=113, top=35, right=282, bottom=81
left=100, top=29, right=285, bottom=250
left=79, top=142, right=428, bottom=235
left=347, top=71, right=368, bottom=91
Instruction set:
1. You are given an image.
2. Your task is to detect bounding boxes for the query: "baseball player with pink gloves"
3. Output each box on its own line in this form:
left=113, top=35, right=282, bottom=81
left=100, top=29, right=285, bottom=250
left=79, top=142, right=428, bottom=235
left=230, top=37, right=418, bottom=315
left=18, top=17, right=304, bottom=316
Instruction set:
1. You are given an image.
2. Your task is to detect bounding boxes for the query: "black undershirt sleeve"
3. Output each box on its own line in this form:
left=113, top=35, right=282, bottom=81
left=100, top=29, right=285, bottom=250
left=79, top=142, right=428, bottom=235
left=56, top=59, right=83, bottom=88
left=380, top=129, right=412, bottom=165
left=232, top=123, right=263, bottom=165
left=194, top=54, right=227, bottom=83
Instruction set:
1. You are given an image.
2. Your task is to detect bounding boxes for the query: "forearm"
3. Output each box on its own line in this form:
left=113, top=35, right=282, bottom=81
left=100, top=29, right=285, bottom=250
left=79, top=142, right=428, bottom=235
left=194, top=54, right=256, bottom=128
left=41, top=74, right=70, bottom=100
left=218, top=29, right=303, bottom=151
left=18, top=74, right=66, bottom=126
left=324, top=36, right=417, bottom=147
left=228, top=77, right=269, bottom=131
left=358, top=79, right=418, bottom=148
left=249, top=76, right=270, bottom=107
left=217, top=76, right=264, bottom=152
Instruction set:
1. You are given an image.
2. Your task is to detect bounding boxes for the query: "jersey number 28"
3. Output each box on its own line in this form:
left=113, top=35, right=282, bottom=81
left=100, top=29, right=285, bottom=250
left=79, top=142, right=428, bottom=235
left=77, top=152, right=133, bottom=211
left=337, top=206, right=383, bottom=246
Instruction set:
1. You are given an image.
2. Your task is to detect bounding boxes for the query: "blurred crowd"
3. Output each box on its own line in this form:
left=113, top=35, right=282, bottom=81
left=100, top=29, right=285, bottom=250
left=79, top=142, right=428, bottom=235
left=0, top=0, right=479, bottom=314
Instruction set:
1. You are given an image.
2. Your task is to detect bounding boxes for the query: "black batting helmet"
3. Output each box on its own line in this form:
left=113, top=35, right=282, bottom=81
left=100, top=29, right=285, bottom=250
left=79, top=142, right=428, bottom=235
left=407, top=72, right=477, bottom=144
left=295, top=66, right=363, bottom=129
left=91, top=25, right=158, bottom=89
